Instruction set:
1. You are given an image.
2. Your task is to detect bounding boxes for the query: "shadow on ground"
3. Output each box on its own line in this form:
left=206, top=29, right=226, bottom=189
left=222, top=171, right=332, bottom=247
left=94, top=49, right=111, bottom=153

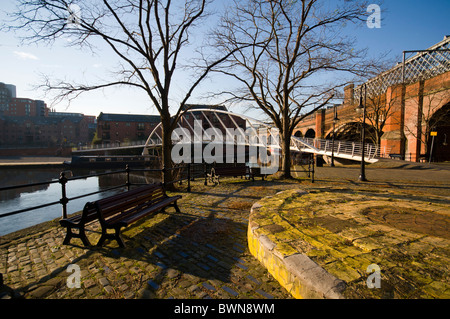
left=95, top=209, right=248, bottom=286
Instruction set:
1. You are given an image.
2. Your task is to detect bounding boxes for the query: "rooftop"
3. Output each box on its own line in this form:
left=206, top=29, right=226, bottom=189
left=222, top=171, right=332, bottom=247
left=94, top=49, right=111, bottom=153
left=0, top=115, right=84, bottom=125
left=97, top=113, right=161, bottom=123
left=183, top=104, right=228, bottom=112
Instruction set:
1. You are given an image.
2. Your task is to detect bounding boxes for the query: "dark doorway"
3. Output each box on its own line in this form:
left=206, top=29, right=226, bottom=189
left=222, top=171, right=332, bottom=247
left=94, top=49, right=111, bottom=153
left=427, top=103, right=450, bottom=162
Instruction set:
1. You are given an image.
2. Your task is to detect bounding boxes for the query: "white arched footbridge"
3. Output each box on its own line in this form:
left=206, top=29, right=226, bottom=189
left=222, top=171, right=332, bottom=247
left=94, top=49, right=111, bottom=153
left=73, top=108, right=386, bottom=164
left=141, top=108, right=385, bottom=164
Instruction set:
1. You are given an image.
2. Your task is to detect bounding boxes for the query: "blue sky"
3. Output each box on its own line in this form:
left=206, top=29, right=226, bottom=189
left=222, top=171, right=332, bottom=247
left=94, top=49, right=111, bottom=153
left=0, top=0, right=449, bottom=119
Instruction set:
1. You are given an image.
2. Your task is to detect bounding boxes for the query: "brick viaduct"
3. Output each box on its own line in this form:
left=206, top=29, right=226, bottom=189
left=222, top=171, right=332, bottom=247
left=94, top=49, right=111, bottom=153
left=294, top=70, right=450, bottom=163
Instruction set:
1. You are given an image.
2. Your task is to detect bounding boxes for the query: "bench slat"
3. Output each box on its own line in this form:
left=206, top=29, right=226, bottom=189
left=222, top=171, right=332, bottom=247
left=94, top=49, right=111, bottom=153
left=115, top=196, right=181, bottom=226
left=98, top=189, right=165, bottom=219
left=101, top=194, right=169, bottom=226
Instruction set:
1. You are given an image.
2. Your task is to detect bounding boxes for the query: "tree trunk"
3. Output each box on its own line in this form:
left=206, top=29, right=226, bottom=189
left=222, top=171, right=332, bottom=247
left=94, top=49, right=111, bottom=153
left=280, top=103, right=292, bottom=179
left=161, top=115, right=175, bottom=190
left=280, top=131, right=292, bottom=179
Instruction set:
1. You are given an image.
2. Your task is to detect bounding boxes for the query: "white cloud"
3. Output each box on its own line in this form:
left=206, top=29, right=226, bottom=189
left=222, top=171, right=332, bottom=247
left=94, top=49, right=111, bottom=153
left=13, top=51, right=39, bottom=60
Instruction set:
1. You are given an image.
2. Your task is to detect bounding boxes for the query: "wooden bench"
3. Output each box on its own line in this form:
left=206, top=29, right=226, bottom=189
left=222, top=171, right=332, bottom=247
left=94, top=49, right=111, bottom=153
left=389, top=154, right=402, bottom=160
left=208, top=165, right=254, bottom=185
left=60, top=183, right=181, bottom=248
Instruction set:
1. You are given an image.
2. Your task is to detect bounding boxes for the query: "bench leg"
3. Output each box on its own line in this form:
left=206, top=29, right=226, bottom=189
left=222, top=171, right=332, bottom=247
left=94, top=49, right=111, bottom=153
left=63, top=227, right=91, bottom=247
left=79, top=227, right=92, bottom=247
left=173, top=202, right=181, bottom=213
left=96, top=232, right=107, bottom=247
left=97, top=227, right=126, bottom=248
left=62, top=228, right=74, bottom=245
left=114, top=228, right=126, bottom=248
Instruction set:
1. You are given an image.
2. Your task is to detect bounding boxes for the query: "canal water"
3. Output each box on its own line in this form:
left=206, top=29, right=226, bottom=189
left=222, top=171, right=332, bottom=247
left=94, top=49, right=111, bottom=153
left=0, top=167, right=161, bottom=236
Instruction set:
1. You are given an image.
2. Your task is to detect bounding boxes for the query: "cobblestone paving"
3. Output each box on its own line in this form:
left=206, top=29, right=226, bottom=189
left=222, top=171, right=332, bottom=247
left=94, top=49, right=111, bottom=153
left=1, top=161, right=449, bottom=300
left=0, top=180, right=294, bottom=299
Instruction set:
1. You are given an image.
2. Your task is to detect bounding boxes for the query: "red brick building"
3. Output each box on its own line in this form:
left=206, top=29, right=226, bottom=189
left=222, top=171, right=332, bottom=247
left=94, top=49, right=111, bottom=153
left=3, top=98, right=49, bottom=117
left=0, top=114, right=91, bottom=147
left=96, top=113, right=161, bottom=144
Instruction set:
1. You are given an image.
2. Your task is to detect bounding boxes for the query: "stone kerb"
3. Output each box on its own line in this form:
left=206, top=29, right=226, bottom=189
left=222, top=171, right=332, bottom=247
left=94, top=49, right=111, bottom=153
left=248, top=190, right=346, bottom=299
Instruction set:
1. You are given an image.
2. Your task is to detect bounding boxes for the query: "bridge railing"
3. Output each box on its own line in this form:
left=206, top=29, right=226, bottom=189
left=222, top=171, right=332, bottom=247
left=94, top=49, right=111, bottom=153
left=292, top=137, right=391, bottom=160
left=74, top=139, right=150, bottom=151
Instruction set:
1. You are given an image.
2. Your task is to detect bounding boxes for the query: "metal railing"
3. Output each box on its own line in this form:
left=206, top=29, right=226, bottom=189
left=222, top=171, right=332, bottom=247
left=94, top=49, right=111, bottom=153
left=0, top=154, right=318, bottom=229
left=353, top=36, right=450, bottom=101
left=291, top=137, right=391, bottom=161
left=291, top=153, right=315, bottom=183
left=74, top=139, right=150, bottom=151
left=0, top=163, right=206, bottom=221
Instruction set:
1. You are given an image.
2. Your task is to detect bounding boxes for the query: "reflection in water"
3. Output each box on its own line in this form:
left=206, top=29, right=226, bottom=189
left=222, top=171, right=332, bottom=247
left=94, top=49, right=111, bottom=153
left=0, top=168, right=60, bottom=202
left=0, top=168, right=162, bottom=236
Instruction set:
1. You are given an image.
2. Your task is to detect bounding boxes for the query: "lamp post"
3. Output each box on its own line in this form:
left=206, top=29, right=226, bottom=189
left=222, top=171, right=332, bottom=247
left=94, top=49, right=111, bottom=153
left=331, top=105, right=339, bottom=167
left=356, top=84, right=367, bottom=181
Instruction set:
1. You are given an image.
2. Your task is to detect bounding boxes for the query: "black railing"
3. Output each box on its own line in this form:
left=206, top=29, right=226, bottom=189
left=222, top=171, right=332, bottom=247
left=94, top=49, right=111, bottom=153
left=290, top=153, right=315, bottom=183
left=0, top=178, right=62, bottom=219
left=0, top=159, right=315, bottom=223
left=0, top=163, right=206, bottom=221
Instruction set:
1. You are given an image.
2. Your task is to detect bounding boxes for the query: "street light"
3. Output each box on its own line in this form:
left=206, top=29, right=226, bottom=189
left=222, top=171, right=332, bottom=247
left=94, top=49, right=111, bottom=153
left=355, top=84, right=367, bottom=181
left=331, top=105, right=340, bottom=167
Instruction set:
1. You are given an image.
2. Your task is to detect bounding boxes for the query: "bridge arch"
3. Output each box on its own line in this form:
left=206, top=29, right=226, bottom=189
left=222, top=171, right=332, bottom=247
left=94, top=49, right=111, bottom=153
left=325, top=121, right=378, bottom=144
left=142, top=108, right=279, bottom=157
left=140, top=106, right=389, bottom=165
left=304, top=129, right=316, bottom=138
left=426, top=102, right=450, bottom=162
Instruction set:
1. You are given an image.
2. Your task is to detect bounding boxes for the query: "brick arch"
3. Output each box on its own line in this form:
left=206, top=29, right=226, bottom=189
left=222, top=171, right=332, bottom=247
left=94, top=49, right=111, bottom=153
left=324, top=120, right=354, bottom=139
left=429, top=95, right=450, bottom=119
left=325, top=120, right=378, bottom=143
left=426, top=102, right=450, bottom=162
left=304, top=128, right=316, bottom=138
left=293, top=130, right=303, bottom=137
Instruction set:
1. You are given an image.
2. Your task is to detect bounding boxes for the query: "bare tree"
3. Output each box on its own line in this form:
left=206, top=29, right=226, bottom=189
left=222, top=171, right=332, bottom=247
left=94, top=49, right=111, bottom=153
left=4, top=0, right=234, bottom=186
left=404, top=81, right=450, bottom=159
left=364, top=90, right=399, bottom=146
left=212, top=0, right=379, bottom=178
